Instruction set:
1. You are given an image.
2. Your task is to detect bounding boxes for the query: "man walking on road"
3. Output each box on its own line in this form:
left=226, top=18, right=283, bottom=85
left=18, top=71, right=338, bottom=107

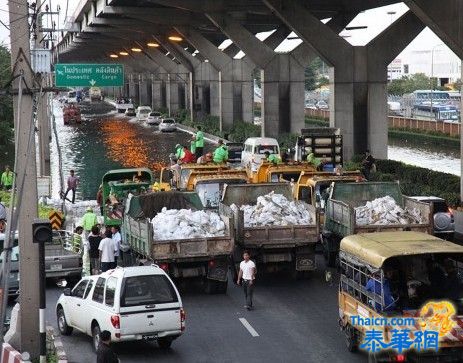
left=195, top=126, right=204, bottom=158
left=64, top=169, right=79, bottom=203
left=99, top=229, right=116, bottom=272
left=96, top=330, right=119, bottom=363
left=237, top=251, right=256, bottom=310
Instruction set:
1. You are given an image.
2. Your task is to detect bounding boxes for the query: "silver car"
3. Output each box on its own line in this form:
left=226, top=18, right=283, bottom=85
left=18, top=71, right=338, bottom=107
left=146, top=111, right=162, bottom=125
left=159, top=118, right=177, bottom=132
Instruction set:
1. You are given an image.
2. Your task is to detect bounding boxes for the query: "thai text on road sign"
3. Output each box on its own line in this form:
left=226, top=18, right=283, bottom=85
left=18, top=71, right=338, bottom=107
left=55, top=63, right=124, bottom=87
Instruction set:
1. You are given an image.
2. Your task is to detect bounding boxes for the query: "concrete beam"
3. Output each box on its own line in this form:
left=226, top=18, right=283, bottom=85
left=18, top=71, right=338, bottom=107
left=406, top=0, right=463, bottom=58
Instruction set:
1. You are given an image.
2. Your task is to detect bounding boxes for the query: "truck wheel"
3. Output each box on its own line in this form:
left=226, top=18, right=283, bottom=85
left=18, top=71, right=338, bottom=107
left=57, top=308, right=73, bottom=336
left=344, top=324, right=358, bottom=352
left=158, top=337, right=173, bottom=349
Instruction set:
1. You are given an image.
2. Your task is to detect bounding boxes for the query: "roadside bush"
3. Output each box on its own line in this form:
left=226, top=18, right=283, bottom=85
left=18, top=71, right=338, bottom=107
left=228, top=121, right=260, bottom=143
left=304, top=117, right=329, bottom=127
left=277, top=133, right=298, bottom=151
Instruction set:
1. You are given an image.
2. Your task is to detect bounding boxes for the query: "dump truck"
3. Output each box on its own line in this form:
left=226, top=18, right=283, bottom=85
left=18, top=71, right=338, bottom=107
left=250, top=162, right=317, bottom=183
left=294, top=128, right=343, bottom=169
left=185, top=169, right=249, bottom=208
left=220, top=183, right=318, bottom=278
left=322, top=181, right=433, bottom=267
left=102, top=168, right=154, bottom=226
left=123, top=191, right=234, bottom=294
left=294, top=170, right=364, bottom=225
left=159, top=163, right=231, bottom=190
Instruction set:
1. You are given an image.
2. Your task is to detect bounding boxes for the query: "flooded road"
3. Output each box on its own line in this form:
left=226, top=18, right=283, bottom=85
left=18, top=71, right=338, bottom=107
left=50, top=100, right=210, bottom=200
left=388, top=138, right=460, bottom=176
left=50, top=100, right=461, bottom=203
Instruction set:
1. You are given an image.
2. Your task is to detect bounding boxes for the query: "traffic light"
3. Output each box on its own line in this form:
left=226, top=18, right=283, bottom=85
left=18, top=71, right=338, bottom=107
left=32, top=219, right=52, bottom=244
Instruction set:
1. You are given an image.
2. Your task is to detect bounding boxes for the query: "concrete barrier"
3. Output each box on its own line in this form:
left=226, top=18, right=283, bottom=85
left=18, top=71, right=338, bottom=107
left=176, top=124, right=222, bottom=145
left=1, top=343, right=31, bottom=363
left=47, top=326, right=68, bottom=363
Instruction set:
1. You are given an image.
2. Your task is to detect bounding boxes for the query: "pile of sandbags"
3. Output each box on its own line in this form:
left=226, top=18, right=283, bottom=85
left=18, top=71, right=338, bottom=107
left=152, top=208, right=226, bottom=240
left=355, top=196, right=423, bottom=226
left=230, top=192, right=313, bottom=227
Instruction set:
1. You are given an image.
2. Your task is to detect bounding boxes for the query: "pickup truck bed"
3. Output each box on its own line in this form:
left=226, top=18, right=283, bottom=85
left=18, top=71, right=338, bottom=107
left=45, top=231, right=82, bottom=280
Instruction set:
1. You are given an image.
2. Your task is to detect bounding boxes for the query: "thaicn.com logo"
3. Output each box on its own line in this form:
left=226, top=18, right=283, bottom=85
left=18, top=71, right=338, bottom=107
left=350, top=301, right=457, bottom=354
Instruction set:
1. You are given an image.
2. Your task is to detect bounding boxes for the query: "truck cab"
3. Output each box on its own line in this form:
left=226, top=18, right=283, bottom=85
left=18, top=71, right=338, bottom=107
left=102, top=168, right=154, bottom=226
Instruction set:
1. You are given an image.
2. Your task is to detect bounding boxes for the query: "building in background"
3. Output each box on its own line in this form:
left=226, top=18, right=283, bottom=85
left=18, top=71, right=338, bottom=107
left=387, top=58, right=404, bottom=81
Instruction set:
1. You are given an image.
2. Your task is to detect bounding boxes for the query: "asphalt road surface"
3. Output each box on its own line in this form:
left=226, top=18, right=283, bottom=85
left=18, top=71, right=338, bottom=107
left=43, top=256, right=367, bottom=363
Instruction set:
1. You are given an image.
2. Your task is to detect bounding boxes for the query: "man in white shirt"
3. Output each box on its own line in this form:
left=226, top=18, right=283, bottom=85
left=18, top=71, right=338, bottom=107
left=99, top=229, right=116, bottom=272
left=111, top=226, right=122, bottom=266
left=237, top=251, right=256, bottom=310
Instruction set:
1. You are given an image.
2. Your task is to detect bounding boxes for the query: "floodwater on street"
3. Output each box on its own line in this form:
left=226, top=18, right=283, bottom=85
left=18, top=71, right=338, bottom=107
left=388, top=137, right=460, bottom=176
left=50, top=100, right=209, bottom=200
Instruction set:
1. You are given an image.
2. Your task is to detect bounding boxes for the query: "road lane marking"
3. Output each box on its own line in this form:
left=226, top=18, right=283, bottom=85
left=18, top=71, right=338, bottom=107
left=239, top=318, right=260, bottom=337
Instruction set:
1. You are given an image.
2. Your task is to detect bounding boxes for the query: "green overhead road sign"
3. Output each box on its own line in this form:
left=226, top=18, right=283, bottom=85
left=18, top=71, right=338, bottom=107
left=54, top=63, right=124, bottom=87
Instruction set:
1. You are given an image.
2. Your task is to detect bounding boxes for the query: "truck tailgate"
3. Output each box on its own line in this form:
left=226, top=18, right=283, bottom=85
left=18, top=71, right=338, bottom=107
left=119, top=305, right=182, bottom=336
left=242, top=225, right=318, bottom=247
left=151, top=237, right=234, bottom=260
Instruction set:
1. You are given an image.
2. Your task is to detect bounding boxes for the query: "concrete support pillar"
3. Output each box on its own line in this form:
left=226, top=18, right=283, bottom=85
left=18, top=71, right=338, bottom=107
left=138, top=74, right=150, bottom=106
left=206, top=16, right=313, bottom=136
left=176, top=27, right=253, bottom=129
left=145, top=49, right=187, bottom=115
left=128, top=73, right=137, bottom=103
left=265, top=0, right=425, bottom=159
left=151, top=74, right=163, bottom=110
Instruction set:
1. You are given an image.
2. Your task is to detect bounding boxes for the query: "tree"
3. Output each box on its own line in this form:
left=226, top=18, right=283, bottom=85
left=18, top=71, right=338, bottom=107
left=387, top=73, right=435, bottom=95
left=305, top=57, right=328, bottom=91
left=0, top=45, right=14, bottom=169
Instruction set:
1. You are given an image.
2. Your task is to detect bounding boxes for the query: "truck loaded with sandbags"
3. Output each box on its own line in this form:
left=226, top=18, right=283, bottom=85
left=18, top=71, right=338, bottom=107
left=220, top=183, right=318, bottom=278
left=322, top=181, right=433, bottom=266
left=123, top=191, right=235, bottom=294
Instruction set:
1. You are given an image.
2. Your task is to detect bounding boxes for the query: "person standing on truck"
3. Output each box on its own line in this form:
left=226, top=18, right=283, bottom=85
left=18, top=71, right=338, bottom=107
left=213, top=140, right=228, bottom=164
left=175, top=144, right=185, bottom=160
left=263, top=151, right=282, bottom=164
left=306, top=153, right=322, bottom=171
left=64, top=170, right=79, bottom=204
left=190, top=135, right=197, bottom=156
left=195, top=126, right=205, bottom=158
left=96, top=330, right=119, bottom=363
left=237, top=251, right=256, bottom=310
left=88, top=226, right=102, bottom=274
left=361, top=150, right=376, bottom=180
left=99, top=229, right=116, bottom=272
left=197, top=152, right=212, bottom=164
left=82, top=207, right=98, bottom=238
left=111, top=226, right=122, bottom=266
left=0, top=165, right=14, bottom=190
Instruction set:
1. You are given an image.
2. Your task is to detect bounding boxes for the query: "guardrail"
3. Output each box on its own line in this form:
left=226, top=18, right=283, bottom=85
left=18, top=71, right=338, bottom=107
left=1, top=343, right=31, bottom=363
left=304, top=108, right=461, bottom=136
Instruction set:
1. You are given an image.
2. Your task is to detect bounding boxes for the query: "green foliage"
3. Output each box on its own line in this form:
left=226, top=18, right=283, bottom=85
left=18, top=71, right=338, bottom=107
left=388, top=73, right=434, bottom=95
left=277, top=133, right=298, bottom=151
left=305, top=57, right=328, bottom=91
left=0, top=190, right=11, bottom=205
left=304, top=117, right=329, bottom=127
left=228, top=121, right=260, bottom=143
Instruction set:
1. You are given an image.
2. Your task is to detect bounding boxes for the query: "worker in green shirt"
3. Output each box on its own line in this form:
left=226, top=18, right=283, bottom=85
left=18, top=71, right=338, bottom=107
left=213, top=140, right=228, bottom=164
left=175, top=144, right=185, bottom=160
left=195, top=126, right=204, bottom=158
left=0, top=165, right=14, bottom=190
left=264, top=151, right=282, bottom=164
left=307, top=153, right=323, bottom=171
left=82, top=207, right=98, bottom=237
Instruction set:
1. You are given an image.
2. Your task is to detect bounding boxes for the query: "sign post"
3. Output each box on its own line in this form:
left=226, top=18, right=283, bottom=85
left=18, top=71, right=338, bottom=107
left=54, top=63, right=124, bottom=87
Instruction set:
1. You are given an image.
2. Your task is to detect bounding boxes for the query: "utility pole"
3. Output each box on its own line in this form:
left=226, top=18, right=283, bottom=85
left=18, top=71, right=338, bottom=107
left=35, top=0, right=51, bottom=177
left=8, top=0, right=40, bottom=358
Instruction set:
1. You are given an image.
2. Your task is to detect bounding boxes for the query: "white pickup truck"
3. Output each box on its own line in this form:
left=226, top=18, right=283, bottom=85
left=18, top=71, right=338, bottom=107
left=56, top=266, right=185, bottom=351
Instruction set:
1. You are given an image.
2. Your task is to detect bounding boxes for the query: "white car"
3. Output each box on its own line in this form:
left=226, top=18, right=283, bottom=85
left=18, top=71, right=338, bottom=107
left=159, top=118, right=177, bottom=132
left=56, top=266, right=185, bottom=351
left=146, top=111, right=162, bottom=125
left=136, top=106, right=152, bottom=121
left=241, top=137, right=280, bottom=172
